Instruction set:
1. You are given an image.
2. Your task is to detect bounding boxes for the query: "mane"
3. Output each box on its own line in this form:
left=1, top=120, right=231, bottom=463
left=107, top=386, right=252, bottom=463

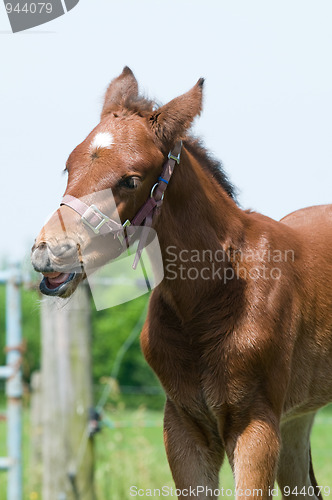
left=123, top=95, right=156, bottom=115
left=183, top=138, right=237, bottom=201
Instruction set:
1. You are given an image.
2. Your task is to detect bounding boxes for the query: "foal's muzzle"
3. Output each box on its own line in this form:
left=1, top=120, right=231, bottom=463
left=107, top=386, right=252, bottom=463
left=31, top=240, right=79, bottom=273
left=31, top=240, right=82, bottom=296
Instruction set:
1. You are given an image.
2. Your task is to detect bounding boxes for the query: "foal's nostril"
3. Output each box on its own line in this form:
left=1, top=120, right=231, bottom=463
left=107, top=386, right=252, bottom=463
left=50, top=241, right=77, bottom=259
left=62, top=243, right=76, bottom=253
left=31, top=241, right=47, bottom=253
left=31, top=242, right=52, bottom=273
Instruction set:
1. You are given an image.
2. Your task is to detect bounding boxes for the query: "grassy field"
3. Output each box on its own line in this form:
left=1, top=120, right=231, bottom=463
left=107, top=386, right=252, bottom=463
left=1, top=403, right=332, bottom=499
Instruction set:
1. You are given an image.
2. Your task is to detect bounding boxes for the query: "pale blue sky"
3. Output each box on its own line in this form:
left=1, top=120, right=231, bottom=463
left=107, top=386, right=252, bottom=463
left=1, top=0, right=332, bottom=260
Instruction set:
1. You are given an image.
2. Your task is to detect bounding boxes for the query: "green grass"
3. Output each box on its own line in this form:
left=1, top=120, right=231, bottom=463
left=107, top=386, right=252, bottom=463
left=80, top=405, right=332, bottom=499
left=0, top=405, right=332, bottom=499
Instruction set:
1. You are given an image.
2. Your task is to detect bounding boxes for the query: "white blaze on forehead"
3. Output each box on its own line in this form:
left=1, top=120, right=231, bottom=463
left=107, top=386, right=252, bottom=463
left=89, top=132, right=114, bottom=153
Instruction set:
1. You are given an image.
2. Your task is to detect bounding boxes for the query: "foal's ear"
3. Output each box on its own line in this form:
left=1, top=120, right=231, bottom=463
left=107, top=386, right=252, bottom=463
left=149, top=78, right=204, bottom=148
left=101, top=66, right=138, bottom=119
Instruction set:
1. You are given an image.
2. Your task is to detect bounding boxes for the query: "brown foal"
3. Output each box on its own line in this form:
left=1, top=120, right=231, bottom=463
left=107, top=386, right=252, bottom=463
left=31, top=67, right=332, bottom=499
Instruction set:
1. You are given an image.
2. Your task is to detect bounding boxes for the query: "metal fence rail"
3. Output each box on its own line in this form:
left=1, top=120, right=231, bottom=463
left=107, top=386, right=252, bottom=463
left=0, top=265, right=23, bottom=500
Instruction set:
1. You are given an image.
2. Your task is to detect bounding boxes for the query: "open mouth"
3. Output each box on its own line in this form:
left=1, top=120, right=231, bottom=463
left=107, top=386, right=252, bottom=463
left=40, top=271, right=77, bottom=296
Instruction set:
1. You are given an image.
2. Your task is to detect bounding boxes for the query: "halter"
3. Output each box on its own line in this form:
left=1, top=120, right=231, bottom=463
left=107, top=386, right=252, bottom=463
left=60, top=141, right=182, bottom=270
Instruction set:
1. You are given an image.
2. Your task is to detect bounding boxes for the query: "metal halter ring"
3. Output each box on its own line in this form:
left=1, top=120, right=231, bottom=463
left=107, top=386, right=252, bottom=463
left=150, top=183, right=164, bottom=200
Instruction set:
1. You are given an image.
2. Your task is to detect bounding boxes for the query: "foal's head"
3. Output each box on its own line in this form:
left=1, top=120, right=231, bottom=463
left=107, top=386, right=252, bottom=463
left=31, top=67, right=204, bottom=297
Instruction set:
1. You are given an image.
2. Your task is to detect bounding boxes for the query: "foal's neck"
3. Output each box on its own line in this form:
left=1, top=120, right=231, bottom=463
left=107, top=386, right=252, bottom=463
left=154, top=145, right=247, bottom=320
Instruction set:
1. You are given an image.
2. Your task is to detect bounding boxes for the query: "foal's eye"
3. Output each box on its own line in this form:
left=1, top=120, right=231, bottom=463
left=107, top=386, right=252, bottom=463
left=120, top=176, right=140, bottom=190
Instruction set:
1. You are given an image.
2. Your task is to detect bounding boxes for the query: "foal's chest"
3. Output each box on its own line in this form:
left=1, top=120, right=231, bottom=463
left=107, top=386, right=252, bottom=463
left=140, top=318, right=229, bottom=412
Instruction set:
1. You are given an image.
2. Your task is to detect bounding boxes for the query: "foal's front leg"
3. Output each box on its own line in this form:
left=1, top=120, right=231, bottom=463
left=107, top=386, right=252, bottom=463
left=225, top=410, right=281, bottom=500
left=164, top=398, right=224, bottom=500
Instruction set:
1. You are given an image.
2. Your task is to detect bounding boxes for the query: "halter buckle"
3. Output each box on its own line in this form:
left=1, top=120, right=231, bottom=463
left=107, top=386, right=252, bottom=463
left=168, top=151, right=181, bottom=164
left=81, top=204, right=110, bottom=234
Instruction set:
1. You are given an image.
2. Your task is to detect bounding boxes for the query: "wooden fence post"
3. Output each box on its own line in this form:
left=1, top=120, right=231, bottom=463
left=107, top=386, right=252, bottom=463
left=41, top=285, right=95, bottom=500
